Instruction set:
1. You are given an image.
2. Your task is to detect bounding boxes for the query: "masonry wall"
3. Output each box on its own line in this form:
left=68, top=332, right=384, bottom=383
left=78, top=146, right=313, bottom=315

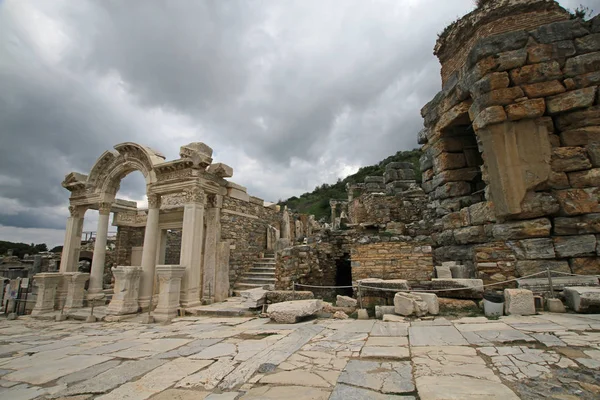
left=221, top=196, right=279, bottom=288
left=115, top=226, right=145, bottom=267
left=421, top=12, right=600, bottom=286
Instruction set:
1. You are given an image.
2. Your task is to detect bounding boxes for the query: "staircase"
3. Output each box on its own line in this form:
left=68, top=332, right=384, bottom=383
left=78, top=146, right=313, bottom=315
left=233, top=252, right=276, bottom=296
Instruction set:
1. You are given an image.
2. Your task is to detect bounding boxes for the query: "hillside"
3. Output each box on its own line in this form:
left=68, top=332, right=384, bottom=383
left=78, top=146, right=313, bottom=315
left=280, top=149, right=422, bottom=221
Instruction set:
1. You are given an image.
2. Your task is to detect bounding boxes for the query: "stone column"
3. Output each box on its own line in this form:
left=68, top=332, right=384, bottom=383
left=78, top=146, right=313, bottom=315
left=330, top=202, right=337, bottom=225
left=139, top=194, right=161, bottom=310
left=106, top=266, right=142, bottom=315
left=179, top=185, right=205, bottom=308
left=202, top=194, right=221, bottom=304
left=214, top=241, right=231, bottom=302
left=281, top=207, right=291, bottom=239
left=156, top=229, right=168, bottom=265
left=88, top=202, right=111, bottom=296
left=153, top=265, right=186, bottom=322
left=63, top=272, right=90, bottom=312
left=59, top=205, right=86, bottom=273
left=31, top=273, right=62, bottom=315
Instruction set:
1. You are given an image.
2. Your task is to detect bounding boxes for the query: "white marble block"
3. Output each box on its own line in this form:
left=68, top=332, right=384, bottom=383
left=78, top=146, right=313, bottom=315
left=154, top=265, right=186, bottom=322
left=63, top=272, right=90, bottom=312
left=31, top=273, right=62, bottom=316
left=504, top=288, right=536, bottom=316
left=106, top=266, right=142, bottom=315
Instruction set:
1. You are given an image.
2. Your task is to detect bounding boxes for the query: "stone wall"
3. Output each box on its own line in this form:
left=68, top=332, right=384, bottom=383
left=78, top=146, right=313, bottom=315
left=221, top=196, right=279, bottom=287
left=422, top=8, right=600, bottom=286
left=349, top=193, right=428, bottom=225
left=351, top=241, right=434, bottom=282
left=115, top=226, right=145, bottom=266
left=165, top=230, right=181, bottom=265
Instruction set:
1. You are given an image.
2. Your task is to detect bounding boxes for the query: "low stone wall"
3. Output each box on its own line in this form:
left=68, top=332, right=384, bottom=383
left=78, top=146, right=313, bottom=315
left=351, top=242, right=434, bottom=283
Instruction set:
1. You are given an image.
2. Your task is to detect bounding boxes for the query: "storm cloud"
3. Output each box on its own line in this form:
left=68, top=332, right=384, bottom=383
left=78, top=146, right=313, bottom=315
left=0, top=0, right=594, bottom=246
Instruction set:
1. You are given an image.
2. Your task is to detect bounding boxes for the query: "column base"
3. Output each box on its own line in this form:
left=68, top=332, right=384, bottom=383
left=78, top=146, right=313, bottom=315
left=201, top=297, right=215, bottom=305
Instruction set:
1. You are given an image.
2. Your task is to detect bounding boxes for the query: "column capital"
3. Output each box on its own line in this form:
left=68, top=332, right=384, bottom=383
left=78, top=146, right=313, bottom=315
left=68, top=205, right=86, bottom=218
left=147, top=193, right=161, bottom=209
left=206, top=193, right=223, bottom=209
left=98, top=202, right=112, bottom=215
left=183, top=185, right=205, bottom=205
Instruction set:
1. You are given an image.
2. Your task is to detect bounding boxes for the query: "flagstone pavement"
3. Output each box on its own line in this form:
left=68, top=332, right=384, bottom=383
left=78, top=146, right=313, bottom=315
left=0, top=312, right=599, bottom=399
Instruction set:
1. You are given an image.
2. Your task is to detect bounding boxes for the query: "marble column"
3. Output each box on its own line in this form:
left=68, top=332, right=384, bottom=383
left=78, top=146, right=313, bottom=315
left=179, top=185, right=205, bottom=308
left=59, top=205, right=86, bottom=273
left=63, top=272, right=90, bottom=312
left=153, top=265, right=186, bottom=322
left=139, top=194, right=161, bottom=310
left=31, top=273, right=62, bottom=315
left=156, top=229, right=168, bottom=265
left=202, top=194, right=221, bottom=304
left=330, top=203, right=337, bottom=225
left=88, top=202, right=111, bottom=296
left=106, top=266, right=142, bottom=315
left=281, top=207, right=291, bottom=239
left=214, top=241, right=231, bottom=302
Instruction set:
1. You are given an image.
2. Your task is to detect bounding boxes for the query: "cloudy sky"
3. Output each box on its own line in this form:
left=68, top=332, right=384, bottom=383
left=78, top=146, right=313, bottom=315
left=0, top=0, right=595, bottom=247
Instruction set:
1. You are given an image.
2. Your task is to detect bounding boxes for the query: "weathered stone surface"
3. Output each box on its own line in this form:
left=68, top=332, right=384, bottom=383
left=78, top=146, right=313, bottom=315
left=473, top=106, right=507, bottom=130
left=553, top=235, right=597, bottom=258
left=565, top=71, right=600, bottom=90
left=266, top=291, right=314, bottom=304
left=556, top=188, right=600, bottom=215
left=468, top=30, right=529, bottom=67
left=337, top=360, right=414, bottom=395
left=564, top=287, right=600, bottom=313
left=336, top=295, right=357, bottom=308
left=207, top=163, right=233, bottom=178
left=394, top=293, right=428, bottom=317
left=564, top=52, right=600, bottom=77
left=435, top=100, right=472, bottom=133
left=375, top=305, right=396, bottom=319
left=176, top=358, right=235, bottom=391
left=433, top=181, right=471, bottom=200
left=333, top=311, right=349, bottom=319
left=409, top=326, right=468, bottom=346
left=569, top=168, right=600, bottom=188
left=468, top=202, right=496, bottom=225
left=515, top=260, right=570, bottom=277
left=531, top=19, right=589, bottom=44
left=504, top=289, right=536, bottom=316
left=555, top=213, right=600, bottom=235
left=527, top=41, right=576, bottom=63
left=243, top=385, right=329, bottom=400
left=556, top=105, right=600, bottom=131
left=435, top=266, right=453, bottom=279
left=471, top=72, right=510, bottom=96
left=454, top=226, right=487, bottom=245
left=433, top=152, right=466, bottom=173
left=560, top=126, right=600, bottom=146
left=438, top=298, right=477, bottom=311
left=514, top=192, right=560, bottom=219
left=575, top=33, right=600, bottom=53
left=469, top=87, right=525, bottom=120
left=518, top=276, right=599, bottom=292
left=413, top=279, right=484, bottom=300
left=510, top=61, right=562, bottom=85
left=507, top=238, right=555, bottom=260
left=240, top=288, right=268, bottom=308
left=505, top=99, right=545, bottom=121
left=496, top=48, right=528, bottom=71
left=589, top=143, right=600, bottom=167
left=267, top=299, right=322, bottom=324
left=569, top=257, right=600, bottom=276
left=547, top=298, right=567, bottom=313
left=546, top=87, right=597, bottom=115
left=491, top=218, right=551, bottom=240
left=522, top=80, right=566, bottom=98
left=413, top=292, right=439, bottom=315
left=551, top=147, right=592, bottom=172
left=357, top=309, right=369, bottom=320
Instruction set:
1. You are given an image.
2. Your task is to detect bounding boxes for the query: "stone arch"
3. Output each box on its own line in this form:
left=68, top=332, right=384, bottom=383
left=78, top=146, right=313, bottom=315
left=87, top=142, right=166, bottom=195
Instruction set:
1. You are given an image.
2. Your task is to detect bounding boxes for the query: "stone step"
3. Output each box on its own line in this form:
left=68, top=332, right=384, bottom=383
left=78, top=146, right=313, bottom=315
left=239, top=277, right=276, bottom=284
left=253, top=261, right=276, bottom=266
left=248, top=268, right=276, bottom=273
left=233, top=282, right=266, bottom=290
left=243, top=272, right=275, bottom=278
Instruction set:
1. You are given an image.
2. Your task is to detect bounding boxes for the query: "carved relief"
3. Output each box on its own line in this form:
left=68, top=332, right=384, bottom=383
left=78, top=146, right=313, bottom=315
left=98, top=202, right=113, bottom=215
left=183, top=185, right=205, bottom=204
left=161, top=193, right=186, bottom=209
left=68, top=205, right=86, bottom=218
left=147, top=194, right=161, bottom=209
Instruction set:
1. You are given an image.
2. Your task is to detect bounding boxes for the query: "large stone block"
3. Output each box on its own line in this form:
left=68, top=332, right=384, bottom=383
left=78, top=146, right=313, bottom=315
left=433, top=181, right=471, bottom=200
left=266, top=291, right=314, bottom=304
left=336, top=295, right=357, bottom=308
left=469, top=87, right=525, bottom=120
left=240, top=287, right=268, bottom=308
left=513, top=192, right=560, bottom=220
left=63, top=272, right=90, bottom=312
left=106, top=266, right=142, bottom=315
left=518, top=276, right=599, bottom=292
left=468, top=30, right=529, bottom=67
left=207, top=163, right=233, bottom=178
left=531, top=19, right=589, bottom=44
left=267, top=299, right=322, bottom=323
left=433, top=152, right=466, bottom=173
left=575, top=33, right=600, bottom=53
left=471, top=72, right=510, bottom=96
left=375, top=305, right=396, bottom=319
left=554, top=213, right=600, bottom=235
left=491, top=218, right=552, bottom=240
left=553, top=235, right=597, bottom=258
left=505, top=99, right=545, bottom=121
left=31, top=273, right=62, bottom=316
left=568, top=168, right=600, bottom=188
left=551, top=147, right=592, bottom=172
left=560, top=126, right=600, bottom=146
left=510, top=61, right=562, bottom=85
left=153, top=265, right=186, bottom=322
left=569, top=257, right=600, bottom=276
left=521, top=80, right=566, bottom=98
left=394, top=292, right=428, bottom=317
left=453, top=226, right=487, bottom=245
left=564, top=52, right=600, bottom=77
left=546, top=87, right=597, bottom=115
left=555, top=105, right=600, bottom=131
left=435, top=266, right=453, bottom=279
left=472, top=106, right=507, bottom=130
left=496, top=48, right=528, bottom=71
left=589, top=143, right=600, bottom=167
left=564, top=71, right=600, bottom=90
left=555, top=188, right=600, bottom=215
left=515, top=260, right=570, bottom=277
left=527, top=41, right=576, bottom=63
left=563, top=287, right=600, bottom=313
left=504, top=289, right=536, bottom=316
left=412, top=292, right=439, bottom=315
left=507, top=238, right=556, bottom=260
left=468, top=202, right=496, bottom=225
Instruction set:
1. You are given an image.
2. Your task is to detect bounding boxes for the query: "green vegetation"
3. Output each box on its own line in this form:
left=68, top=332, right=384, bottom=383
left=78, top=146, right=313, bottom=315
left=279, top=149, right=422, bottom=221
left=0, top=241, right=49, bottom=259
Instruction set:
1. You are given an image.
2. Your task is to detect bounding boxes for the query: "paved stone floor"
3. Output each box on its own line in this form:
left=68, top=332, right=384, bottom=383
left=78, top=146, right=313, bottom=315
left=0, top=313, right=599, bottom=399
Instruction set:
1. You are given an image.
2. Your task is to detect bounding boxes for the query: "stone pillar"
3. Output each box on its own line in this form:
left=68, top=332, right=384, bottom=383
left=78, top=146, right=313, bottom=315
left=106, top=266, right=142, bottom=315
left=156, top=229, right=168, bottom=265
left=179, top=185, right=205, bottom=308
left=153, top=265, right=186, bottom=322
left=330, top=202, right=337, bottom=225
left=63, top=272, right=90, bottom=312
left=139, top=194, right=161, bottom=310
left=202, top=194, right=222, bottom=304
left=31, top=273, right=62, bottom=315
left=281, top=207, right=291, bottom=239
left=214, top=241, right=231, bottom=302
left=88, top=202, right=111, bottom=296
left=59, top=205, right=86, bottom=273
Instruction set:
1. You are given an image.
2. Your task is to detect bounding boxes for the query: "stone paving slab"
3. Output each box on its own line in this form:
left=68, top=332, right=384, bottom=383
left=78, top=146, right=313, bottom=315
left=408, top=325, right=468, bottom=346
